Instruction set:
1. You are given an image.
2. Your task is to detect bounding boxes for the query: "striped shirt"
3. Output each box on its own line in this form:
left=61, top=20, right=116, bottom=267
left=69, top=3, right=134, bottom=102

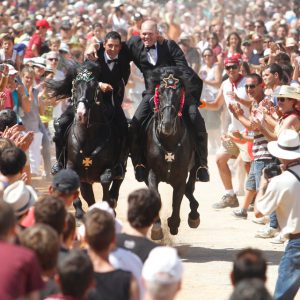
left=252, top=132, right=273, bottom=160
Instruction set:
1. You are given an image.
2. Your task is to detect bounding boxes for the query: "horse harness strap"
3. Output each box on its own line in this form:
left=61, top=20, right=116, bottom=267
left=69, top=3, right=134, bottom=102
left=153, top=123, right=187, bottom=179
left=71, top=126, right=111, bottom=171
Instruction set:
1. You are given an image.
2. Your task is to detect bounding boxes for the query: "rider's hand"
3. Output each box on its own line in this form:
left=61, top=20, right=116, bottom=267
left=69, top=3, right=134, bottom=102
left=99, top=82, right=113, bottom=93
left=85, top=43, right=100, bottom=61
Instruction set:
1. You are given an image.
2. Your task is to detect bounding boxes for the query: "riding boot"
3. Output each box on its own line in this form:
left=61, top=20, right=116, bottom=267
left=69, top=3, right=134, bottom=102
left=51, top=108, right=74, bottom=175
left=186, top=104, right=209, bottom=182
left=195, top=131, right=210, bottom=182
left=113, top=109, right=128, bottom=180
left=73, top=198, right=85, bottom=219
left=51, top=132, right=65, bottom=175
left=113, top=136, right=128, bottom=180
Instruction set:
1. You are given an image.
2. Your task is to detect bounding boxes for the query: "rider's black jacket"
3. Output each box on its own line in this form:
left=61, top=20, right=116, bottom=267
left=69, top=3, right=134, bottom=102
left=96, top=43, right=131, bottom=106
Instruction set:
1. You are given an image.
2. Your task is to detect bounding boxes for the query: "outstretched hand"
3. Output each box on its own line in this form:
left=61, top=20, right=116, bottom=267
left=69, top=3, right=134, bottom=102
left=85, top=43, right=99, bottom=61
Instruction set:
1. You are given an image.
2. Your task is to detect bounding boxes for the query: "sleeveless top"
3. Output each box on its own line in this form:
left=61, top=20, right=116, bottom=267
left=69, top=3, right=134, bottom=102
left=21, top=88, right=41, bottom=132
left=88, top=270, right=131, bottom=300
left=200, top=64, right=219, bottom=102
left=0, top=49, right=17, bottom=64
left=275, top=111, right=300, bottom=136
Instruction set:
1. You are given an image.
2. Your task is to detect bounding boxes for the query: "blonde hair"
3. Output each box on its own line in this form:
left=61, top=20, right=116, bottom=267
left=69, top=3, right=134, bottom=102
left=21, top=66, right=35, bottom=78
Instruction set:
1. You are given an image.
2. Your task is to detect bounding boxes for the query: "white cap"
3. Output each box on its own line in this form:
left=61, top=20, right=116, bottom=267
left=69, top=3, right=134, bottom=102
left=59, top=42, right=70, bottom=53
left=142, top=246, right=183, bottom=284
left=5, top=64, right=18, bottom=75
left=3, top=181, right=37, bottom=217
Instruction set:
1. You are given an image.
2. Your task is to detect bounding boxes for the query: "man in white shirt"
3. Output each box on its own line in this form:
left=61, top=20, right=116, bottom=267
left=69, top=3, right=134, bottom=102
left=201, top=56, right=252, bottom=208
left=255, top=129, right=300, bottom=300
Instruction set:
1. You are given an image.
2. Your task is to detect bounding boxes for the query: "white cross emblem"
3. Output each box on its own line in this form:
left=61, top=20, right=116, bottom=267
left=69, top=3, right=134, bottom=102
left=165, top=152, right=175, bottom=162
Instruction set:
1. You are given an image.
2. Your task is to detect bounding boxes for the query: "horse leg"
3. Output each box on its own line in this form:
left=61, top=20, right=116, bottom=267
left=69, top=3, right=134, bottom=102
left=101, top=182, right=113, bottom=208
left=80, top=182, right=95, bottom=207
left=167, top=184, right=185, bottom=235
left=109, top=179, right=123, bottom=209
left=148, top=170, right=163, bottom=240
left=185, top=167, right=200, bottom=228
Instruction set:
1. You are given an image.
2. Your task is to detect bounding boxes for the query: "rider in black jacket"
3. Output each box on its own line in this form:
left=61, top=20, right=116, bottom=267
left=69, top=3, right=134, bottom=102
left=52, top=31, right=130, bottom=179
left=125, top=20, right=209, bottom=182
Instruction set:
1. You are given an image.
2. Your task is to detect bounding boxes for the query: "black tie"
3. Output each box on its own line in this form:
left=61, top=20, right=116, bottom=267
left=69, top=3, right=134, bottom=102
left=145, top=45, right=156, bottom=52
left=107, top=59, right=118, bottom=64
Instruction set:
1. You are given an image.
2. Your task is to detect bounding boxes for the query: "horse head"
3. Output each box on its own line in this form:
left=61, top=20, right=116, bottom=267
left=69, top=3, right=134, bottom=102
left=72, top=62, right=103, bottom=126
left=151, top=67, right=185, bottom=136
left=46, top=61, right=103, bottom=126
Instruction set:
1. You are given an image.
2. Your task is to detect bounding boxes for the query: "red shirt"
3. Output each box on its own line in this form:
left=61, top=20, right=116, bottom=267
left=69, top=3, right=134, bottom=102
left=24, top=32, right=42, bottom=58
left=0, top=241, right=44, bottom=300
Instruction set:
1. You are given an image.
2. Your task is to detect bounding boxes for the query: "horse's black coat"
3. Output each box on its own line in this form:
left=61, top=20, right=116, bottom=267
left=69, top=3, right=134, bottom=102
left=47, top=61, right=125, bottom=207
left=144, top=67, right=200, bottom=235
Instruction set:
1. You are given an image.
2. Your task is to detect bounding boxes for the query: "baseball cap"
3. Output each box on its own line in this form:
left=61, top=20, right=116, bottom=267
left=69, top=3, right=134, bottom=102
left=3, top=181, right=37, bottom=217
left=224, top=55, right=240, bottom=66
left=12, top=23, right=24, bottom=32
left=142, top=246, right=183, bottom=284
left=36, top=19, right=51, bottom=29
left=242, top=39, right=251, bottom=46
left=59, top=42, right=70, bottom=54
left=133, top=12, right=143, bottom=21
left=52, top=169, right=80, bottom=193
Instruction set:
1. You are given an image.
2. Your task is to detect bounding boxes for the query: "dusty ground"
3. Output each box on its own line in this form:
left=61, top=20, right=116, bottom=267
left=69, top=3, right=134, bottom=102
left=32, top=153, right=299, bottom=300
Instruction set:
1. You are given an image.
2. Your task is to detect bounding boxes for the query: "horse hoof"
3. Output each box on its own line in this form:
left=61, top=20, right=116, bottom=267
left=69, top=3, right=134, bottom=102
left=108, top=199, right=117, bottom=209
left=151, top=224, right=164, bottom=240
left=188, top=217, right=200, bottom=228
left=170, top=227, right=178, bottom=235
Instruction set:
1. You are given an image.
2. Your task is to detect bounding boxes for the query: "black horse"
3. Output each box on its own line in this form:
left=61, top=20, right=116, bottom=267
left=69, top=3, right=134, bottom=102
left=143, top=67, right=201, bottom=237
left=48, top=61, right=125, bottom=208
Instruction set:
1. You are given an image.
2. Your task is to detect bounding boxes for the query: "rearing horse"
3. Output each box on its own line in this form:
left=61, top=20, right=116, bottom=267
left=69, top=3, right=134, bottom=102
left=48, top=61, right=125, bottom=208
left=145, top=67, right=200, bottom=237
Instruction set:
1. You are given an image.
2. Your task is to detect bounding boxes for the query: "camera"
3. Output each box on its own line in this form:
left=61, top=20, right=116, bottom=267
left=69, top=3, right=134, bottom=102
left=264, top=165, right=282, bottom=179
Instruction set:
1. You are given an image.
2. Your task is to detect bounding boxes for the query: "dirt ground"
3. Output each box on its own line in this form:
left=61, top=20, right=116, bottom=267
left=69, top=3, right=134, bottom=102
left=32, top=153, right=300, bottom=300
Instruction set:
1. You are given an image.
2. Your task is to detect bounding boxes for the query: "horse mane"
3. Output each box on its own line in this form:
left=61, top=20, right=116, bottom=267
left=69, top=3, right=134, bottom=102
left=146, top=66, right=193, bottom=92
left=46, top=60, right=101, bottom=99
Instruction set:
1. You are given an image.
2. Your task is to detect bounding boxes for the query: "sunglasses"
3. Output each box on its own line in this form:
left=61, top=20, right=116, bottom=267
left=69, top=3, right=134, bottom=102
left=277, top=98, right=290, bottom=103
left=225, top=64, right=238, bottom=71
left=245, top=84, right=258, bottom=89
left=48, top=58, right=58, bottom=61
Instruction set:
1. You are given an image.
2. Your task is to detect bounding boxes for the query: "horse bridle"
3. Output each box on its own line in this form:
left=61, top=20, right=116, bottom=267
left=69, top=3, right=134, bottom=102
left=153, top=73, right=185, bottom=117
left=72, top=69, right=102, bottom=109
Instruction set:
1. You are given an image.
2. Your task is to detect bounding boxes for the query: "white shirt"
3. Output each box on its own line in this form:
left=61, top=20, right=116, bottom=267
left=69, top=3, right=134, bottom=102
left=109, top=248, right=144, bottom=299
left=257, top=165, right=300, bottom=239
left=222, top=76, right=250, bottom=132
left=146, top=43, right=158, bottom=66
left=104, top=52, right=118, bottom=71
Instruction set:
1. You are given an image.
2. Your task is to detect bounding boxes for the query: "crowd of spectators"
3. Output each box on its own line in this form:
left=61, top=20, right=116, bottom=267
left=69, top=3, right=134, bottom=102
left=0, top=0, right=299, bottom=299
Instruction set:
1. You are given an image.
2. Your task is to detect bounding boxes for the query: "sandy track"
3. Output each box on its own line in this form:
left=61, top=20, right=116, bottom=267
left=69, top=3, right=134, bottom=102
left=32, top=153, right=300, bottom=300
